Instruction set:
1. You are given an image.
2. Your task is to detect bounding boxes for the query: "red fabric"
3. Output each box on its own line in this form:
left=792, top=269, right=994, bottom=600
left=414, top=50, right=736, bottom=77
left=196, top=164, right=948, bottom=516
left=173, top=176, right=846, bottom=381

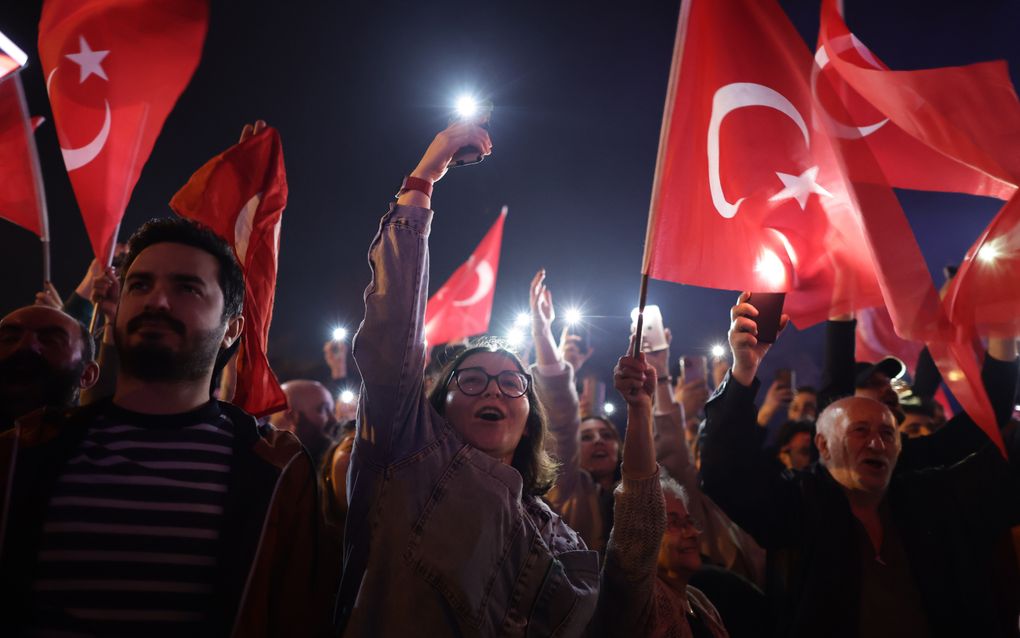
left=818, top=0, right=1006, bottom=454
left=170, top=128, right=287, bottom=418
left=0, top=73, right=45, bottom=236
left=855, top=306, right=922, bottom=377
left=643, top=0, right=884, bottom=328
left=39, top=0, right=208, bottom=265
left=424, top=209, right=507, bottom=346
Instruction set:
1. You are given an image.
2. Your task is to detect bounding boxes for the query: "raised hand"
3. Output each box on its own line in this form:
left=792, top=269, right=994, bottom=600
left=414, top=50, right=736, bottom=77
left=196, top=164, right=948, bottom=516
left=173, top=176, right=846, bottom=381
left=757, top=378, right=794, bottom=426
left=729, top=291, right=788, bottom=387
left=238, top=120, right=267, bottom=144
left=35, top=281, right=63, bottom=309
left=410, top=121, right=492, bottom=185
left=614, top=349, right=656, bottom=409
left=90, top=266, right=120, bottom=324
left=530, top=269, right=555, bottom=335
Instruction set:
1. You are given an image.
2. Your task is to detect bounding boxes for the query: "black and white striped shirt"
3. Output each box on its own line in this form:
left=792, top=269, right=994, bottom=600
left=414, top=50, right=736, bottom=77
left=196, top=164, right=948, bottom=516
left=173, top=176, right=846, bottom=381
left=30, top=401, right=234, bottom=636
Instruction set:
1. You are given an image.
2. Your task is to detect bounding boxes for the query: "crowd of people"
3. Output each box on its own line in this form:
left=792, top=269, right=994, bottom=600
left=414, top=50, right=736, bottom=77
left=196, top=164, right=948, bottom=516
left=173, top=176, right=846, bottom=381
left=0, top=120, right=1017, bottom=637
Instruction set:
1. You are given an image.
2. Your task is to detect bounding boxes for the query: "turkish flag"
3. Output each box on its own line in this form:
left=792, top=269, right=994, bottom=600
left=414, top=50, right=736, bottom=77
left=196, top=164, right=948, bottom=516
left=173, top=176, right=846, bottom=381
left=642, top=0, right=885, bottom=328
left=39, top=0, right=208, bottom=265
left=855, top=306, right=922, bottom=377
left=0, top=71, right=47, bottom=238
left=424, top=208, right=507, bottom=346
left=170, top=127, right=287, bottom=419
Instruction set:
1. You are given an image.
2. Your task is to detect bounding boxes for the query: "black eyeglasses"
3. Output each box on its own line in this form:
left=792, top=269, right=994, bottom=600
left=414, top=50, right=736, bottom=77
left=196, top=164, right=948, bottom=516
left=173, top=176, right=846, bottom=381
left=447, top=367, right=532, bottom=398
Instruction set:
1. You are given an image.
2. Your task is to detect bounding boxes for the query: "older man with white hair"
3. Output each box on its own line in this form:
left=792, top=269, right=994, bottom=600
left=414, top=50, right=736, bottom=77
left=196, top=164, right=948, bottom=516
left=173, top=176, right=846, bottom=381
left=698, top=292, right=1020, bottom=638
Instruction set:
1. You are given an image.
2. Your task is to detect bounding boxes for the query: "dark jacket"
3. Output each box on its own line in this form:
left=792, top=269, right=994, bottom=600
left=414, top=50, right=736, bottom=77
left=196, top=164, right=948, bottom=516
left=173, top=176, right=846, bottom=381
left=0, top=398, right=332, bottom=637
left=820, top=318, right=1019, bottom=470
left=699, top=373, right=1020, bottom=638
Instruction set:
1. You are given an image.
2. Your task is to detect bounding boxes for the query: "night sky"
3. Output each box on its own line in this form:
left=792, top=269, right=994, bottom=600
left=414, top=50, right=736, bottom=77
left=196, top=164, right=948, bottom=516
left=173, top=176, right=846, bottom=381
left=1, top=0, right=1017, bottom=398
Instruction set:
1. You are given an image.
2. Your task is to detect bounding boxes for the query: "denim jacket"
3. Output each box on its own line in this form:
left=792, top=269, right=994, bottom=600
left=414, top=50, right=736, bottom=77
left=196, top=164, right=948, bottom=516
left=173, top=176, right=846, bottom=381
left=337, top=205, right=599, bottom=637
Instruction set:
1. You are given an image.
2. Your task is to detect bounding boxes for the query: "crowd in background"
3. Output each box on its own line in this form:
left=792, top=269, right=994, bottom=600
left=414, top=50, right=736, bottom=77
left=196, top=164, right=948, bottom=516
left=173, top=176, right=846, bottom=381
left=0, top=121, right=1017, bottom=637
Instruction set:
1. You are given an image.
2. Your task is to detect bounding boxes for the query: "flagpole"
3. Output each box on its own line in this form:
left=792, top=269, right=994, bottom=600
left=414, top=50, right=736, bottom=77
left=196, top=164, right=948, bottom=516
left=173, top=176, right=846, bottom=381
left=13, top=73, right=51, bottom=286
left=633, top=0, right=693, bottom=357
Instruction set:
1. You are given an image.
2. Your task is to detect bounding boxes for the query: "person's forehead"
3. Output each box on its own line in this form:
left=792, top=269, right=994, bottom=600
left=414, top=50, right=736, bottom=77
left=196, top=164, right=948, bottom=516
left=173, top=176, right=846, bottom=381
left=663, top=492, right=689, bottom=517
left=127, top=242, right=220, bottom=281
left=580, top=419, right=616, bottom=436
left=1, top=306, right=78, bottom=335
left=458, top=351, right=520, bottom=374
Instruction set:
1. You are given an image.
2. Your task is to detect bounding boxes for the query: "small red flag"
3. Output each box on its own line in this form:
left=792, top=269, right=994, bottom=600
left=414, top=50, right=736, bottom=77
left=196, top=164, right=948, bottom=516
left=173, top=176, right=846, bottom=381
left=39, top=0, right=208, bottom=265
left=0, top=71, right=47, bottom=239
left=170, top=128, right=288, bottom=419
left=641, top=0, right=885, bottom=328
left=424, top=208, right=507, bottom=347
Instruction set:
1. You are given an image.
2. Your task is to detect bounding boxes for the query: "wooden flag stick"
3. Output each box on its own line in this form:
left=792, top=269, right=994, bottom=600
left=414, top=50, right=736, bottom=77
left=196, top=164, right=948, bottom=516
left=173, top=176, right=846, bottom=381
left=631, top=273, right=650, bottom=358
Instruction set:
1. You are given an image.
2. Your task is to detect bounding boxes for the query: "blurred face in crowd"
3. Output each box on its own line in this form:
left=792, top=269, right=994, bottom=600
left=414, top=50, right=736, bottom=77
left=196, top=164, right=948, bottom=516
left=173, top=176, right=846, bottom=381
left=560, top=335, right=588, bottom=372
left=788, top=390, right=818, bottom=422
left=579, top=417, right=620, bottom=481
left=816, top=397, right=900, bottom=496
left=898, top=412, right=934, bottom=439
left=115, top=243, right=241, bottom=383
left=444, top=351, right=530, bottom=463
left=780, top=431, right=813, bottom=471
left=275, top=380, right=335, bottom=443
left=657, top=492, right=702, bottom=583
left=855, top=372, right=903, bottom=421
left=0, top=306, right=98, bottom=422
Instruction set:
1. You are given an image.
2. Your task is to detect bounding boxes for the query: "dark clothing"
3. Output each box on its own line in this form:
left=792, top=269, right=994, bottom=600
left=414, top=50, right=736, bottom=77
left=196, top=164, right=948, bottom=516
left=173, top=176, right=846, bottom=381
left=0, top=398, right=331, bottom=637
left=699, top=372, right=1020, bottom=638
left=820, top=319, right=1019, bottom=470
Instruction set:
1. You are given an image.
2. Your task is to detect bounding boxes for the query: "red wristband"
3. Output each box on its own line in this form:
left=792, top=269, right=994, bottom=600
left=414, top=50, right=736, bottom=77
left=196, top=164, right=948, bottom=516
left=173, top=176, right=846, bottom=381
left=396, top=175, right=433, bottom=199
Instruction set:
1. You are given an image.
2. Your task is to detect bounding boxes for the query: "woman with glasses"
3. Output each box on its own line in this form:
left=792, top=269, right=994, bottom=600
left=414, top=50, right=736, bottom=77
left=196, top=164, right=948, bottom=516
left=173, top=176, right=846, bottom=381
left=595, top=349, right=728, bottom=637
left=336, top=122, right=599, bottom=636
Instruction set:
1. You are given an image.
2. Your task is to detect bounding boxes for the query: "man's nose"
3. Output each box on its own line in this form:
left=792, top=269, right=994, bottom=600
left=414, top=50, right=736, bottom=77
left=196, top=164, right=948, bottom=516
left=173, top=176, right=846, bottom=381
left=866, top=434, right=886, bottom=451
left=143, top=283, right=172, bottom=311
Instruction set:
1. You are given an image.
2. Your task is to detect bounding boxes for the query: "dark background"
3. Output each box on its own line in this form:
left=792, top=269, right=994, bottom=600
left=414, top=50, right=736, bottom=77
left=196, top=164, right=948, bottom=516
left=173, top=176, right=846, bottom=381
left=1, top=0, right=1017, bottom=406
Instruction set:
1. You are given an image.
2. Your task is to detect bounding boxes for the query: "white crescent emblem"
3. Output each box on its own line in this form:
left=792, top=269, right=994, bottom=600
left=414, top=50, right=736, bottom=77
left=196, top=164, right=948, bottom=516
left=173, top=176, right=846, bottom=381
left=812, top=35, right=888, bottom=139
left=708, top=83, right=811, bottom=219
left=452, top=258, right=494, bottom=307
left=233, top=193, right=262, bottom=264
left=47, top=66, right=112, bottom=171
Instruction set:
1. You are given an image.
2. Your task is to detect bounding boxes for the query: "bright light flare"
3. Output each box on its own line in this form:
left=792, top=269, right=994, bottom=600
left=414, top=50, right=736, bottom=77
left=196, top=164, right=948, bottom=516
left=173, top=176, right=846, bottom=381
left=603, top=402, right=616, bottom=415
left=514, top=312, right=531, bottom=328
left=978, top=243, right=1000, bottom=264
left=332, top=327, right=348, bottom=342
left=339, top=390, right=356, bottom=404
left=755, top=248, right=787, bottom=289
left=711, top=344, right=726, bottom=358
left=506, top=328, right=526, bottom=347
left=455, top=94, right=479, bottom=118
left=564, top=308, right=583, bottom=326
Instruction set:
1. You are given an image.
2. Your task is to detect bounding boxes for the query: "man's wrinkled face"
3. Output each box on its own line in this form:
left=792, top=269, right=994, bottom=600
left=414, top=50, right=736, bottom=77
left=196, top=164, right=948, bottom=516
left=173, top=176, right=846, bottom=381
left=657, top=492, right=702, bottom=581
left=0, top=306, right=90, bottom=417
left=114, top=243, right=236, bottom=383
left=788, top=390, right=818, bottom=422
left=579, top=418, right=620, bottom=480
left=817, top=398, right=901, bottom=495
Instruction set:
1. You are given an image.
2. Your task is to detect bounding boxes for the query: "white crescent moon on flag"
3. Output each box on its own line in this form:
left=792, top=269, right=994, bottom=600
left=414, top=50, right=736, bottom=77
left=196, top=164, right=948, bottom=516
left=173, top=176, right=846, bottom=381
left=233, top=193, right=263, bottom=265
left=707, top=82, right=811, bottom=219
left=47, top=66, right=113, bottom=171
left=812, top=35, right=888, bottom=139
left=452, top=259, right=494, bottom=307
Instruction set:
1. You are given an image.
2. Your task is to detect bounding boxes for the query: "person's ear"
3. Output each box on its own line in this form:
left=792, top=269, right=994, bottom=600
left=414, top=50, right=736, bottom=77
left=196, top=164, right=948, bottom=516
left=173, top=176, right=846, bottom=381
left=79, top=361, right=101, bottom=390
left=814, top=432, right=830, bottom=462
left=222, top=315, right=244, bottom=349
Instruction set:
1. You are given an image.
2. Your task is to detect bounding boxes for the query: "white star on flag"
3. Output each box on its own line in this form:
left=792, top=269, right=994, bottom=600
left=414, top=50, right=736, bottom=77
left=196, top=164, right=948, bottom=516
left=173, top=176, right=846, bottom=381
left=65, top=36, right=109, bottom=83
left=768, top=166, right=833, bottom=210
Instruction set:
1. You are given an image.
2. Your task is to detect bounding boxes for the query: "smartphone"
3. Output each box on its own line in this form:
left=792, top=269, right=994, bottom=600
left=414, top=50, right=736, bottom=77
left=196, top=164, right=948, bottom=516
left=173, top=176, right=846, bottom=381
left=448, top=101, right=493, bottom=169
left=748, top=292, right=785, bottom=343
left=680, top=355, right=708, bottom=383
left=630, top=305, right=669, bottom=352
left=775, top=368, right=796, bottom=391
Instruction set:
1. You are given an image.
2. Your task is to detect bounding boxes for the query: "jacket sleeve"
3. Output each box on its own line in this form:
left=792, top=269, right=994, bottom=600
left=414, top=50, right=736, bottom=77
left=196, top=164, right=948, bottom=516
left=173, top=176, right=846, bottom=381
left=911, top=346, right=941, bottom=399
left=654, top=407, right=697, bottom=488
left=699, top=372, right=804, bottom=549
left=351, top=204, right=436, bottom=465
left=598, top=472, right=664, bottom=637
left=900, top=352, right=1019, bottom=471
left=820, top=319, right=856, bottom=409
left=532, top=362, right=582, bottom=504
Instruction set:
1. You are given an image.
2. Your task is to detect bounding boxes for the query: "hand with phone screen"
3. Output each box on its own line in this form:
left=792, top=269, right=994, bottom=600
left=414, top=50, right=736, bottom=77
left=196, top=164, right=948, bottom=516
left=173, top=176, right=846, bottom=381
left=728, top=292, right=790, bottom=387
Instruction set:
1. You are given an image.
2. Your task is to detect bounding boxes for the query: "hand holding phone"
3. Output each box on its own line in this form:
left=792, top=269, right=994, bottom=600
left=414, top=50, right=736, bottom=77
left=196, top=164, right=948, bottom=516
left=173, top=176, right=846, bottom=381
left=630, top=305, right=669, bottom=352
left=748, top=292, right=785, bottom=343
left=448, top=101, right=493, bottom=168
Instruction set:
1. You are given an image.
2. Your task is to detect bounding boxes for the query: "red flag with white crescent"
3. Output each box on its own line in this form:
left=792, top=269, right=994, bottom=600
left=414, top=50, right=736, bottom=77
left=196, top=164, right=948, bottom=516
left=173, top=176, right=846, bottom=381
left=39, top=0, right=208, bottom=265
left=424, top=209, right=507, bottom=347
left=170, top=127, right=287, bottom=418
left=642, top=0, right=885, bottom=328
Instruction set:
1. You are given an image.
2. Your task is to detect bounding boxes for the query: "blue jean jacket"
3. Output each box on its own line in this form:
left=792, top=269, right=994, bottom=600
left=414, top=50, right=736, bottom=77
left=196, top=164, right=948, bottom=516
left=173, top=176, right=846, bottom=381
left=338, top=205, right=599, bottom=637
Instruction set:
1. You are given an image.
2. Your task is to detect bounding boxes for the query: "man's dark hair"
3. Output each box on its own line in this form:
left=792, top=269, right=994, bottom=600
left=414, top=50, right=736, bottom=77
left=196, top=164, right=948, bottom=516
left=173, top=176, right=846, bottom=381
left=120, top=217, right=244, bottom=320
left=795, top=385, right=817, bottom=395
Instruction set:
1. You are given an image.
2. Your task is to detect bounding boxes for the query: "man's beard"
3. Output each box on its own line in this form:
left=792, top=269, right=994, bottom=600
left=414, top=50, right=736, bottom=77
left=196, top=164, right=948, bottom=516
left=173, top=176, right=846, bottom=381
left=0, top=350, right=84, bottom=422
left=116, top=312, right=224, bottom=383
